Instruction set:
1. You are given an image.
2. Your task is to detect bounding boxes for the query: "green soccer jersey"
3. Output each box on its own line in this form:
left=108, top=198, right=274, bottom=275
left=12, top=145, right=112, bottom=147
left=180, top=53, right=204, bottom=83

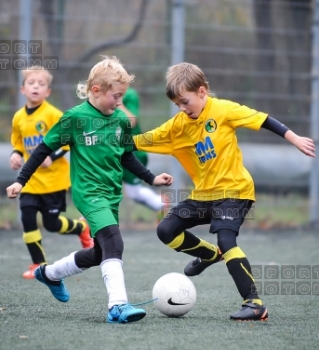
left=122, top=87, right=142, bottom=136
left=122, top=87, right=148, bottom=185
left=43, top=100, right=133, bottom=218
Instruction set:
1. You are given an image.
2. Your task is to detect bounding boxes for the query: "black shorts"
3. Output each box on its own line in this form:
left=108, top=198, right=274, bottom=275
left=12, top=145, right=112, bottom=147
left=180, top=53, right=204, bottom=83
left=19, top=190, right=67, bottom=214
left=169, top=198, right=253, bottom=234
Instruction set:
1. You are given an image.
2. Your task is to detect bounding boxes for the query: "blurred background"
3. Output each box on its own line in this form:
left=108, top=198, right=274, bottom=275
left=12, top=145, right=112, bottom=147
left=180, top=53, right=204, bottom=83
left=0, top=0, right=318, bottom=230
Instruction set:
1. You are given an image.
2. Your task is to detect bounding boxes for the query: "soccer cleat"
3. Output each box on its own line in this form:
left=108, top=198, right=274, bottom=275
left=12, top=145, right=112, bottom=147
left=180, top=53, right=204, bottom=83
left=184, top=249, right=224, bottom=276
left=22, top=263, right=40, bottom=279
left=230, top=301, right=268, bottom=321
left=78, top=217, right=94, bottom=248
left=34, top=265, right=70, bottom=302
left=107, top=303, right=146, bottom=324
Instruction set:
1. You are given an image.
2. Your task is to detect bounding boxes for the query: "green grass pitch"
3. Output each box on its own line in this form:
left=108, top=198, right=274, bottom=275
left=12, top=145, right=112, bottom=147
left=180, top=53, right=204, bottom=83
left=1, top=227, right=319, bottom=350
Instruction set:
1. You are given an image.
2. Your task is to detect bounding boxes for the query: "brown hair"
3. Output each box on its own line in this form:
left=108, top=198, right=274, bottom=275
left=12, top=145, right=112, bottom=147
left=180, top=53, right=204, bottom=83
left=166, top=62, right=211, bottom=100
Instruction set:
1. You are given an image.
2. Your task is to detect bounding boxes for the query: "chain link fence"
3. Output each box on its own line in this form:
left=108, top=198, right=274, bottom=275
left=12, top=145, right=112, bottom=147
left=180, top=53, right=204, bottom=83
left=0, top=0, right=314, bottom=228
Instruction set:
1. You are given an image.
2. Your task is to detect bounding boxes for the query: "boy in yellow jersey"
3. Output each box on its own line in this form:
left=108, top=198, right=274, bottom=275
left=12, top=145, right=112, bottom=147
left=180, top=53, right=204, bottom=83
left=134, top=62, right=316, bottom=321
left=10, top=66, right=93, bottom=279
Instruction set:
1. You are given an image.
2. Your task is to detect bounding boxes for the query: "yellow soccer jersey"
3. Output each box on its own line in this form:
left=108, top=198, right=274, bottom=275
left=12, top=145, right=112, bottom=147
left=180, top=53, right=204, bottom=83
left=134, top=97, right=268, bottom=201
left=11, top=100, right=70, bottom=194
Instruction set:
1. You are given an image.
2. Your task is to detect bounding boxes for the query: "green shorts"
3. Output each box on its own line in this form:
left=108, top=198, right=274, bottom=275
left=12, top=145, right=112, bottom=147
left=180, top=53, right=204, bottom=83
left=122, top=150, right=148, bottom=185
left=73, top=195, right=120, bottom=237
left=85, top=207, right=119, bottom=237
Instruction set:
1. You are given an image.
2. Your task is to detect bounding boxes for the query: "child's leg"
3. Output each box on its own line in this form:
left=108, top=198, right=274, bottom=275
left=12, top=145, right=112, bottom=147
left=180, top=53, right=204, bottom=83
left=217, top=228, right=260, bottom=302
left=21, top=205, right=47, bottom=278
left=34, top=240, right=101, bottom=302
left=217, top=228, right=268, bottom=320
left=41, top=190, right=93, bottom=248
left=41, top=212, right=93, bottom=248
left=157, top=212, right=220, bottom=261
left=93, top=225, right=146, bottom=323
left=123, top=183, right=163, bottom=211
left=93, top=225, right=128, bottom=308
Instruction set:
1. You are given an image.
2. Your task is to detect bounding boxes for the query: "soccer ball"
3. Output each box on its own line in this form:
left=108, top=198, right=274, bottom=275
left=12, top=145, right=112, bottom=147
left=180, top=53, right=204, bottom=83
left=152, top=272, right=196, bottom=317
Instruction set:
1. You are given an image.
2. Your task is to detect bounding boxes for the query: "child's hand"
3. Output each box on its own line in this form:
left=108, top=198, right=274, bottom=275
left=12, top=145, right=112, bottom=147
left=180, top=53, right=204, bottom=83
left=6, top=182, right=23, bottom=198
left=153, top=173, right=173, bottom=186
left=10, top=153, right=22, bottom=170
left=285, top=131, right=316, bottom=157
left=294, top=136, right=315, bottom=157
left=40, top=156, right=53, bottom=168
left=295, top=137, right=316, bottom=157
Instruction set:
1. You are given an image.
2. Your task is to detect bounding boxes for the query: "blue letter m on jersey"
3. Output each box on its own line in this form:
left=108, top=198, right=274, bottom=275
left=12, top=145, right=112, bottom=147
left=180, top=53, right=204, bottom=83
left=195, top=136, right=214, bottom=155
left=195, top=136, right=216, bottom=163
left=24, top=135, right=44, bottom=148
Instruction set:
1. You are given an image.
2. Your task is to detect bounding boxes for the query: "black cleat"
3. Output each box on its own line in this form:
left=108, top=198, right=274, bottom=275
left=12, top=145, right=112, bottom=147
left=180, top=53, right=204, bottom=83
left=184, top=249, right=223, bottom=276
left=230, top=301, right=268, bottom=321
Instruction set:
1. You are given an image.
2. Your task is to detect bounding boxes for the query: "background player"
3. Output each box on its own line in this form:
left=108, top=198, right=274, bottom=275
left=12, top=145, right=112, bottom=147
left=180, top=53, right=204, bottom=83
left=119, top=87, right=166, bottom=222
left=10, top=66, right=93, bottom=279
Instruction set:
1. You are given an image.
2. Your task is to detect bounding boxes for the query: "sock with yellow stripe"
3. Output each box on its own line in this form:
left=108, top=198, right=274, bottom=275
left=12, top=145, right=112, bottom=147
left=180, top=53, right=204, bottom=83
left=168, top=230, right=220, bottom=261
left=58, top=216, right=84, bottom=236
left=23, top=229, right=46, bottom=264
left=224, top=246, right=262, bottom=303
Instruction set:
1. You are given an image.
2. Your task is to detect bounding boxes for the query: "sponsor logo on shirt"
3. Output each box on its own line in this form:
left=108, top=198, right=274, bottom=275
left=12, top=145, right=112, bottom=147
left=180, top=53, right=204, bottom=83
left=24, top=134, right=44, bottom=155
left=205, top=119, right=217, bottom=133
left=35, top=121, right=47, bottom=134
left=194, top=136, right=216, bottom=164
left=83, top=130, right=96, bottom=136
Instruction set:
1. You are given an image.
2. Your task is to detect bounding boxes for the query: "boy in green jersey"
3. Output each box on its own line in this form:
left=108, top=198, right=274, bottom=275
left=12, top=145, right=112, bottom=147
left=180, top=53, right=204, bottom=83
left=6, top=56, right=173, bottom=324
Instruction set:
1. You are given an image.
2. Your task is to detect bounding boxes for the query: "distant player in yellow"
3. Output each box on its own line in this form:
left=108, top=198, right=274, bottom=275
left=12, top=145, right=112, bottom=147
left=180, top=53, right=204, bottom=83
left=10, top=66, right=93, bottom=279
left=134, top=62, right=316, bottom=321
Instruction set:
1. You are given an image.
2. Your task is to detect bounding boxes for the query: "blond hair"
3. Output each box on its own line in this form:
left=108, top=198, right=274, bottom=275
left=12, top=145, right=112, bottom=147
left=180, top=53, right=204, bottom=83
left=21, top=66, right=53, bottom=86
left=166, top=62, right=211, bottom=100
left=76, top=56, right=134, bottom=99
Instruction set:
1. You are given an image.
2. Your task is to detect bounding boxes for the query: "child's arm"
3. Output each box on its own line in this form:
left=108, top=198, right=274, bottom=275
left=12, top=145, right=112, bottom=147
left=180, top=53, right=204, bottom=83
left=40, top=148, right=69, bottom=168
left=121, top=151, right=173, bottom=186
left=10, top=116, right=24, bottom=170
left=10, top=151, right=23, bottom=170
left=6, top=142, right=54, bottom=198
left=261, top=116, right=315, bottom=157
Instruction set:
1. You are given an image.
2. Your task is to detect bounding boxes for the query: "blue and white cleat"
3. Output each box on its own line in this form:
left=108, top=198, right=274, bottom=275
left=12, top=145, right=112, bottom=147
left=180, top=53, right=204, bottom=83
left=34, top=265, right=70, bottom=302
left=107, top=303, right=146, bottom=324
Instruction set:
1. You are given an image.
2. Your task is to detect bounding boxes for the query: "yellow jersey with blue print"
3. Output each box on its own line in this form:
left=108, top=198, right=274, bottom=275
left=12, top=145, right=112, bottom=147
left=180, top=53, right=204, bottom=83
left=11, top=100, right=70, bottom=194
left=133, top=96, right=268, bottom=201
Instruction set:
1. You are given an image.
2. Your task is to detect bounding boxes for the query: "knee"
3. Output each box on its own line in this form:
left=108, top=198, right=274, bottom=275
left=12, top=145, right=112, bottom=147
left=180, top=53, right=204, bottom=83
left=217, top=229, right=237, bottom=254
left=43, top=216, right=60, bottom=232
left=156, top=220, right=178, bottom=245
left=157, top=220, right=169, bottom=244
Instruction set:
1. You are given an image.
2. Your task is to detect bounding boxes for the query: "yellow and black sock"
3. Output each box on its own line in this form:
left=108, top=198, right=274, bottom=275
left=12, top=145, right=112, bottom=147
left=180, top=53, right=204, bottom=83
left=58, top=216, right=84, bottom=235
left=224, top=246, right=262, bottom=304
left=23, top=229, right=46, bottom=264
left=168, top=230, right=220, bottom=261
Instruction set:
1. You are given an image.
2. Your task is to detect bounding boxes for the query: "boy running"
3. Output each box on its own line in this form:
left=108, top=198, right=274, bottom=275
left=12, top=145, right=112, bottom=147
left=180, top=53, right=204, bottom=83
left=134, top=62, right=315, bottom=321
left=6, top=56, right=172, bottom=324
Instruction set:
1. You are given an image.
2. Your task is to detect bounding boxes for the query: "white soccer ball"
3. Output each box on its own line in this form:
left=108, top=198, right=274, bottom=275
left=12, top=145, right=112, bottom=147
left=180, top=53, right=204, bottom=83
left=152, top=272, right=196, bottom=317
